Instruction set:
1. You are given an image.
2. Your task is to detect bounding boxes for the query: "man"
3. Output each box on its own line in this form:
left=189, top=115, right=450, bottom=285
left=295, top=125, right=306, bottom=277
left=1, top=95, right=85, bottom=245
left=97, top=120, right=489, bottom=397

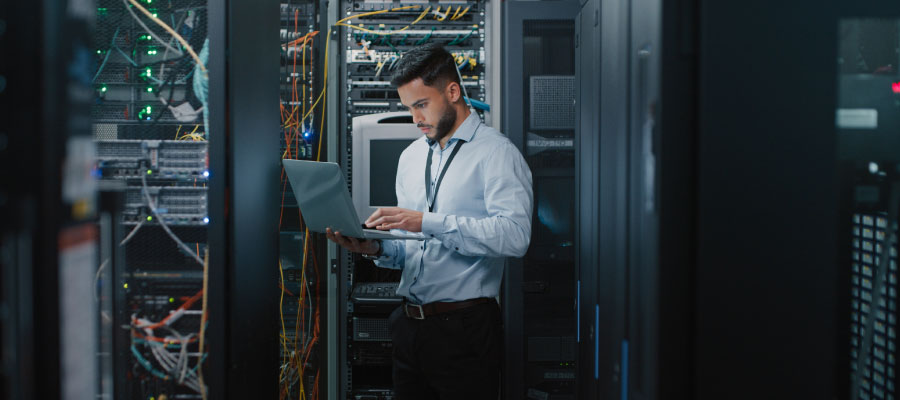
left=325, top=43, right=533, bottom=400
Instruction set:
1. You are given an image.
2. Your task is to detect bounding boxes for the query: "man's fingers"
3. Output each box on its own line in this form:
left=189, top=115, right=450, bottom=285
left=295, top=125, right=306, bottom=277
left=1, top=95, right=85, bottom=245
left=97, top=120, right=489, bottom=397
left=371, top=214, right=403, bottom=227
left=334, top=231, right=351, bottom=247
left=381, top=219, right=408, bottom=231
left=364, top=208, right=384, bottom=225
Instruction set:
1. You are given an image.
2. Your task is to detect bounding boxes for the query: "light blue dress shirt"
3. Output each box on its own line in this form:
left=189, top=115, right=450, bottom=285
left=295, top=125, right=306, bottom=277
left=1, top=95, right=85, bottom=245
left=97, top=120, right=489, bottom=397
left=374, top=112, right=534, bottom=304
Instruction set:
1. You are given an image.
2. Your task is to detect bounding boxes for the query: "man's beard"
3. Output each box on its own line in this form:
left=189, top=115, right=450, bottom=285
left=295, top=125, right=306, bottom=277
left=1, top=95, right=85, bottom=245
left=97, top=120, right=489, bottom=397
left=423, top=98, right=457, bottom=143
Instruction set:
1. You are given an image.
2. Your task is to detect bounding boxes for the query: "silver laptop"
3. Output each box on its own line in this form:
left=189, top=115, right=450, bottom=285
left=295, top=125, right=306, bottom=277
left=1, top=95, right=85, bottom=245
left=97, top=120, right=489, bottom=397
left=282, top=159, right=425, bottom=241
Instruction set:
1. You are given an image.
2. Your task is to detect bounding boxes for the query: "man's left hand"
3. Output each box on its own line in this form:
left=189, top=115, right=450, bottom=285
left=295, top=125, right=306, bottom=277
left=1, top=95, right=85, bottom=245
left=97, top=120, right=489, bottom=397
left=365, top=207, right=424, bottom=232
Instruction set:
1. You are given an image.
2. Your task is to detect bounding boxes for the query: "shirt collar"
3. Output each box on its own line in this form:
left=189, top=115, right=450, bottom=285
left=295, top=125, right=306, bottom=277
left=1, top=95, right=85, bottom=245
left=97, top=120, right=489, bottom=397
left=425, top=112, right=480, bottom=147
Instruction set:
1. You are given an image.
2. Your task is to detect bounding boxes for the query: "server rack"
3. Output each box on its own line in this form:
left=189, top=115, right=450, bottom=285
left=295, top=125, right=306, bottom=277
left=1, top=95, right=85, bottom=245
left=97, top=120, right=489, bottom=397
left=503, top=2, right=580, bottom=400
left=88, top=0, right=283, bottom=398
left=575, top=0, right=843, bottom=398
left=90, top=2, right=214, bottom=397
left=336, top=2, right=492, bottom=398
left=276, top=2, right=330, bottom=399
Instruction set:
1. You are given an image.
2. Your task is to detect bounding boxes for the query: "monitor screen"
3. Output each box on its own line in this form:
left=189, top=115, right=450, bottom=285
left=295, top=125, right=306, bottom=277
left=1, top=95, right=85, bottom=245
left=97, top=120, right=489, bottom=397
left=369, top=139, right=416, bottom=207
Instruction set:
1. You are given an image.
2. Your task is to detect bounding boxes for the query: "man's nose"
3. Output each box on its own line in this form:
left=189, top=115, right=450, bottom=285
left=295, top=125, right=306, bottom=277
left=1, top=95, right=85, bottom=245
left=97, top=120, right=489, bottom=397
left=411, top=109, right=425, bottom=125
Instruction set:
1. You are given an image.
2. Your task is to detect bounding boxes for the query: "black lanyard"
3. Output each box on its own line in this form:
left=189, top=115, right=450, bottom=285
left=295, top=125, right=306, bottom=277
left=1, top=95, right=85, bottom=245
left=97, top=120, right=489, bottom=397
left=425, top=140, right=465, bottom=212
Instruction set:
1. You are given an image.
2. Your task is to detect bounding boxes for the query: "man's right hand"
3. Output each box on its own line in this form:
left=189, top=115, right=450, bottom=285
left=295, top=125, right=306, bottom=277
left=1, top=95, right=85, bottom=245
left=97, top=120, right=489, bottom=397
left=325, top=227, right=380, bottom=255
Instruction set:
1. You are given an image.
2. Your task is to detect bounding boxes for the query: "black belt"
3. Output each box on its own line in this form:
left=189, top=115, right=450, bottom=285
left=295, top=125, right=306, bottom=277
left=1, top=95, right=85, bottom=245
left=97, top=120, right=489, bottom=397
left=402, top=297, right=492, bottom=320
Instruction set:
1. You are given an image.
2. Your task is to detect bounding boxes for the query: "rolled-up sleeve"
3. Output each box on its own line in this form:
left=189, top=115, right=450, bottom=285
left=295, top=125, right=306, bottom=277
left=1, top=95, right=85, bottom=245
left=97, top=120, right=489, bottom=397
left=421, top=142, right=533, bottom=258
left=373, top=239, right=404, bottom=269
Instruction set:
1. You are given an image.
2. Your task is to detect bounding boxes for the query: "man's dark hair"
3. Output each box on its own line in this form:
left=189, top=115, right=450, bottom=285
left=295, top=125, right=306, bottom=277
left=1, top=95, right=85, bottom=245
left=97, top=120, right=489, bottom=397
left=390, top=43, right=460, bottom=89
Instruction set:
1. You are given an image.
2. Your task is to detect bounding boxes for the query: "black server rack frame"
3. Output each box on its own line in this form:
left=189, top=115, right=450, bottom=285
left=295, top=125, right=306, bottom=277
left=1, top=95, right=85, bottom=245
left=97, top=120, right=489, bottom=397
left=338, top=1, right=489, bottom=399
left=504, top=3, right=580, bottom=400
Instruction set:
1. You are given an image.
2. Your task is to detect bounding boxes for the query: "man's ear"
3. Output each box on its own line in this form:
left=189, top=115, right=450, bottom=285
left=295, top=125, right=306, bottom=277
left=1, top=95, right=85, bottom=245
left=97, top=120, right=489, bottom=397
left=445, top=81, right=462, bottom=104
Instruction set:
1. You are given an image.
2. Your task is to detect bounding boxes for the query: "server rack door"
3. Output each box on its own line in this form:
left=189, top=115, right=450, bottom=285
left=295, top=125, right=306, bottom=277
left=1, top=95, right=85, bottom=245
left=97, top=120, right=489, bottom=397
left=626, top=0, right=662, bottom=397
left=503, top=2, right=580, bottom=400
left=574, top=0, right=601, bottom=398
left=596, top=0, right=630, bottom=396
left=1, top=1, right=96, bottom=398
left=691, top=1, right=840, bottom=398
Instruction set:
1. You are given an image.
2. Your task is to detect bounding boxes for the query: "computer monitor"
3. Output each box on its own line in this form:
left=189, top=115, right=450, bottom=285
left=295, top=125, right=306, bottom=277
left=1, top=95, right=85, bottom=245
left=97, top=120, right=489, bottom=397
left=351, top=112, right=422, bottom=220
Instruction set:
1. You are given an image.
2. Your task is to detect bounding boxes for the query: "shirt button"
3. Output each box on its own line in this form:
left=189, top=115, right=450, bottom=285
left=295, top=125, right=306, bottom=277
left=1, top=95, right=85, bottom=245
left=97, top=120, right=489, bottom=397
left=455, top=247, right=459, bottom=251
left=430, top=234, right=434, bottom=237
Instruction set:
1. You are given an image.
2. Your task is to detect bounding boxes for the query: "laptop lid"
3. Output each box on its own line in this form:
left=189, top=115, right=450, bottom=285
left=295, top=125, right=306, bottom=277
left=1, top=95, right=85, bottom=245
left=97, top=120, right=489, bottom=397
left=282, top=159, right=366, bottom=238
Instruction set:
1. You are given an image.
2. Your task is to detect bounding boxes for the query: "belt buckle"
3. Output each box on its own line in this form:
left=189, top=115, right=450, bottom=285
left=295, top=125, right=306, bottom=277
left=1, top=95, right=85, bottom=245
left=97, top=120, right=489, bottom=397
left=405, top=303, right=425, bottom=320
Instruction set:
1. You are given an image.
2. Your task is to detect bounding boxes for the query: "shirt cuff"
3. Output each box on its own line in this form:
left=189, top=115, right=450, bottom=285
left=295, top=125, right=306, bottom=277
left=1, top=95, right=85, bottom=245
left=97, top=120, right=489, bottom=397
left=421, top=212, right=446, bottom=240
left=377, top=239, right=397, bottom=261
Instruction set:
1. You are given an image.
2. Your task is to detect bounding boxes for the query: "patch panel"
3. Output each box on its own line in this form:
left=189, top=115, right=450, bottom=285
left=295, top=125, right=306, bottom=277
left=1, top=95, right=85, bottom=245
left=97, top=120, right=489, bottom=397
left=123, top=186, right=208, bottom=226
left=97, top=139, right=208, bottom=179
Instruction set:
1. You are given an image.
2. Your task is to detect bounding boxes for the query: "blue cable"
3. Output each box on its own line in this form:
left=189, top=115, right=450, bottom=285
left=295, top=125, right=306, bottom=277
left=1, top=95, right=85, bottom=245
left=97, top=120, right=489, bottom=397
left=92, top=27, right=121, bottom=83
left=621, top=340, right=629, bottom=400
left=192, top=38, right=210, bottom=137
left=113, top=45, right=139, bottom=67
left=130, top=344, right=170, bottom=380
left=191, top=353, right=208, bottom=373
left=576, top=280, right=581, bottom=342
left=464, top=97, right=490, bottom=112
left=594, top=304, right=599, bottom=380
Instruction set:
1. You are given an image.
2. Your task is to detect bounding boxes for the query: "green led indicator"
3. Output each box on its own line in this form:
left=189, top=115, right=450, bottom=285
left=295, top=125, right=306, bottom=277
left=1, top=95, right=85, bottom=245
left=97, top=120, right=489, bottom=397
left=146, top=87, right=153, bottom=93
left=123, top=283, right=129, bottom=289
left=145, top=106, right=152, bottom=113
left=96, top=49, right=102, bottom=54
left=100, top=85, right=108, bottom=93
left=145, top=68, right=152, bottom=76
left=146, top=215, right=153, bottom=221
left=146, top=169, right=153, bottom=175
left=147, top=48, right=157, bottom=55
left=169, top=297, right=174, bottom=303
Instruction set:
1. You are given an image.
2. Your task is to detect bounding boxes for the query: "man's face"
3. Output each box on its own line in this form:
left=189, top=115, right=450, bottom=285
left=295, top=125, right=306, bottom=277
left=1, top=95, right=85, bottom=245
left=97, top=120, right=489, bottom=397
left=397, top=78, right=457, bottom=143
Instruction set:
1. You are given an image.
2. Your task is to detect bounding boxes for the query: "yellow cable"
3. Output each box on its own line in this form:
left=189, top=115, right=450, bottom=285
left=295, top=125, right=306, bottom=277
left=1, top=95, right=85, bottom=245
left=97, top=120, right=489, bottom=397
left=336, top=5, right=421, bottom=25
left=451, top=6, right=461, bottom=20
left=197, top=249, right=209, bottom=400
left=317, top=28, right=330, bottom=163
left=278, top=259, right=288, bottom=384
left=453, top=5, right=471, bottom=20
left=127, top=0, right=206, bottom=73
left=334, top=5, right=423, bottom=35
left=411, top=6, right=431, bottom=25
left=297, top=229, right=310, bottom=400
left=436, top=6, right=449, bottom=21
left=174, top=125, right=182, bottom=140
left=281, top=89, right=324, bottom=159
left=302, top=36, right=307, bottom=155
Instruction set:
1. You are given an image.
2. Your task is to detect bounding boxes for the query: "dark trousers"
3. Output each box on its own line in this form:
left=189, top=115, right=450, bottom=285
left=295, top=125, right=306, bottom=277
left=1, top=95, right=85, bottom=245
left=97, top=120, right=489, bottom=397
left=388, top=300, right=502, bottom=400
